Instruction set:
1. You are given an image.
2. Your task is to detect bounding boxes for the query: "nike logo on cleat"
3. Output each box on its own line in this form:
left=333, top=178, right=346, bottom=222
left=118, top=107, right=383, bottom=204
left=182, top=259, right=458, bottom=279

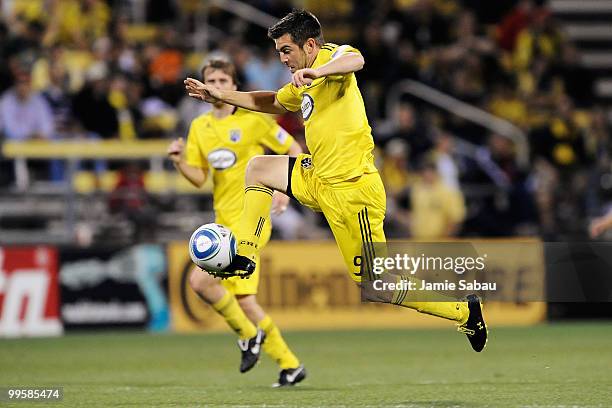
left=251, top=331, right=263, bottom=354
left=285, top=366, right=304, bottom=383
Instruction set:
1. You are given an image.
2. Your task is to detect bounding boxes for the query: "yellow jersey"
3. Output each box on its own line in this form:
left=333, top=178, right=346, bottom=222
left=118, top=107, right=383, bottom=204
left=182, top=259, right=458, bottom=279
left=411, top=179, right=466, bottom=239
left=185, top=108, right=294, bottom=221
left=276, top=43, right=377, bottom=184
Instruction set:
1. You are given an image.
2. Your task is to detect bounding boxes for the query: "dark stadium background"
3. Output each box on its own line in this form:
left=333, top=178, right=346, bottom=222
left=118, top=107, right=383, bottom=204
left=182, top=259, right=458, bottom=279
left=0, top=1, right=611, bottom=406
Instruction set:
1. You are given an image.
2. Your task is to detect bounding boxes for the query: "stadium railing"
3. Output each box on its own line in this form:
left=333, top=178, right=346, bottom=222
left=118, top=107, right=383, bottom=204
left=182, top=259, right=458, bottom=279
left=385, top=79, right=530, bottom=169
left=0, top=139, right=214, bottom=244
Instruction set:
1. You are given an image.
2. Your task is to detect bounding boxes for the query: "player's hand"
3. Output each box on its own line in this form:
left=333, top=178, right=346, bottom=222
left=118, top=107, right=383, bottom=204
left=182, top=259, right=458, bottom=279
left=589, top=217, right=610, bottom=238
left=167, top=137, right=185, bottom=164
left=271, top=191, right=290, bottom=215
left=291, top=68, right=319, bottom=87
left=184, top=77, right=221, bottom=103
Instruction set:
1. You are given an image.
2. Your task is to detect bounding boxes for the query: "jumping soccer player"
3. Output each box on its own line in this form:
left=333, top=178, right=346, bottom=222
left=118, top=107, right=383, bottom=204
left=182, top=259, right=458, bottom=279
left=184, top=10, right=487, bottom=352
left=169, top=59, right=306, bottom=386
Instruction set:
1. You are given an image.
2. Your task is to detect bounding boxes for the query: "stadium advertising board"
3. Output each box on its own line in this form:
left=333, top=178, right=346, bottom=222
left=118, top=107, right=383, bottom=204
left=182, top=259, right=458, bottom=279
left=0, top=247, right=62, bottom=337
left=59, top=244, right=169, bottom=331
left=168, top=240, right=545, bottom=332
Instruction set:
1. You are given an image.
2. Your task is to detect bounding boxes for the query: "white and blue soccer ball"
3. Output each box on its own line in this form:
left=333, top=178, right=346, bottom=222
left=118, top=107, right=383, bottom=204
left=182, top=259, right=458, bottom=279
left=188, top=223, right=237, bottom=272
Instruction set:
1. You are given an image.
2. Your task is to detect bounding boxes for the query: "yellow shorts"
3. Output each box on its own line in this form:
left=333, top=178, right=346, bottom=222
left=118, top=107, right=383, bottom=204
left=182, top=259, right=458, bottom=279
left=289, top=153, right=387, bottom=282
left=215, top=214, right=271, bottom=295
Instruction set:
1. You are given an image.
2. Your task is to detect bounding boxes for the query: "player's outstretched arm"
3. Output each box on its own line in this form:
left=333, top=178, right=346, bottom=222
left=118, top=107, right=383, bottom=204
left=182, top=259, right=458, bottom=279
left=184, top=78, right=287, bottom=114
left=590, top=209, right=612, bottom=238
left=291, top=52, right=365, bottom=87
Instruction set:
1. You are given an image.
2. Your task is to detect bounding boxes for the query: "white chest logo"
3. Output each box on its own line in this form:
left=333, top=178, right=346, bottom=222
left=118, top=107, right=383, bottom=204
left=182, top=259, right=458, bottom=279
left=208, top=148, right=237, bottom=170
left=301, top=93, right=314, bottom=120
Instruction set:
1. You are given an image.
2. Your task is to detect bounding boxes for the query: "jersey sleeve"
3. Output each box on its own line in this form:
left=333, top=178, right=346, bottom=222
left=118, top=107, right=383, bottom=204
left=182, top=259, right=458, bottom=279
left=326, top=44, right=362, bottom=82
left=330, top=44, right=361, bottom=59
left=256, top=114, right=295, bottom=154
left=185, top=120, right=208, bottom=170
left=276, top=83, right=301, bottom=112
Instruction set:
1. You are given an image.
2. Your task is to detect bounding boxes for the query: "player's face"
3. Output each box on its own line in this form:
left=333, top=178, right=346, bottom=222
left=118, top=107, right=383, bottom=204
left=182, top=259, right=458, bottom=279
left=203, top=68, right=237, bottom=107
left=274, top=34, right=308, bottom=73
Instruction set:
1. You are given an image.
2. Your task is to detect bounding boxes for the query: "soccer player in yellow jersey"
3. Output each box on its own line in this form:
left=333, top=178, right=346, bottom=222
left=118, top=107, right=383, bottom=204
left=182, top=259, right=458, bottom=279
left=168, top=59, right=306, bottom=386
left=184, top=10, right=488, bottom=352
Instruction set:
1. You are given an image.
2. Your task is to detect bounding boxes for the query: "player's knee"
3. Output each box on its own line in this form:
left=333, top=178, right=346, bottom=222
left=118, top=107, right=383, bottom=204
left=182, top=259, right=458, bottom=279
left=245, top=155, right=267, bottom=184
left=189, top=269, right=214, bottom=301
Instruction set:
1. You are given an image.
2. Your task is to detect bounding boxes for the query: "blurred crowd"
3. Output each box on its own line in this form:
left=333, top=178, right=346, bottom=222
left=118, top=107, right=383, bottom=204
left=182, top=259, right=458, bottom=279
left=0, top=0, right=610, bottom=241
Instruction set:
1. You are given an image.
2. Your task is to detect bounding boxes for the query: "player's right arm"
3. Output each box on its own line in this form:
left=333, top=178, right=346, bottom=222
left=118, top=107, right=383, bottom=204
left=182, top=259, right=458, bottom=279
left=167, top=137, right=208, bottom=188
left=590, top=209, right=612, bottom=238
left=184, top=78, right=287, bottom=115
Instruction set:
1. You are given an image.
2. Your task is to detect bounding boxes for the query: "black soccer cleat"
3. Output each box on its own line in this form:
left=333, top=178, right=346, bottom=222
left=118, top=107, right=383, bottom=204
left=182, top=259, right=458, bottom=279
left=224, top=255, right=257, bottom=279
left=211, top=255, right=256, bottom=280
left=272, top=364, right=307, bottom=387
left=238, top=329, right=266, bottom=373
left=457, top=294, right=488, bottom=352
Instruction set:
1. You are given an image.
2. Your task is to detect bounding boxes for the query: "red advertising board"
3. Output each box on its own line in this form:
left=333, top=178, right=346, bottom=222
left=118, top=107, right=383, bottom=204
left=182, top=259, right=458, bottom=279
left=0, top=247, right=63, bottom=337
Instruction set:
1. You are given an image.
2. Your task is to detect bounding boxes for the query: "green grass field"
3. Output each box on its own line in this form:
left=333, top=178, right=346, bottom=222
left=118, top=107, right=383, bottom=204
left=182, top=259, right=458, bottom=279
left=1, top=323, right=611, bottom=407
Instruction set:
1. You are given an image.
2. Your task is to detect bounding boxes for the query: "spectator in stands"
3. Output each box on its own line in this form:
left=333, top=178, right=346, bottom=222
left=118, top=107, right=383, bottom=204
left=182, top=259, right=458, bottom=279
left=442, top=10, right=495, bottom=63
left=243, top=46, right=291, bottom=91
left=487, top=81, right=529, bottom=128
left=108, top=162, right=157, bottom=243
left=0, top=22, right=11, bottom=93
left=409, top=157, right=466, bottom=239
left=72, top=63, right=119, bottom=139
left=147, top=26, right=184, bottom=106
left=108, top=72, right=139, bottom=141
left=395, top=0, right=452, bottom=50
left=513, top=7, right=562, bottom=72
left=43, top=0, right=111, bottom=47
left=3, top=18, right=44, bottom=58
left=0, top=70, right=54, bottom=141
left=551, top=43, right=594, bottom=108
left=41, top=56, right=73, bottom=139
left=379, top=102, right=433, bottom=164
left=356, top=22, right=392, bottom=116
left=385, top=40, right=420, bottom=87
left=496, top=0, right=536, bottom=52
left=431, top=131, right=460, bottom=191
left=461, top=134, right=536, bottom=236
left=531, top=95, right=590, bottom=173
left=381, top=138, right=413, bottom=239
left=0, top=69, right=56, bottom=184
left=381, top=138, right=412, bottom=198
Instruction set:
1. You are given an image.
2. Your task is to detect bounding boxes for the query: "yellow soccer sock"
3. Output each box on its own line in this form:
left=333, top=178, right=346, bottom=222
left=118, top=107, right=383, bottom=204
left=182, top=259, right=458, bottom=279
left=259, top=315, right=300, bottom=370
left=211, top=291, right=258, bottom=340
left=237, top=185, right=273, bottom=260
left=390, top=274, right=469, bottom=324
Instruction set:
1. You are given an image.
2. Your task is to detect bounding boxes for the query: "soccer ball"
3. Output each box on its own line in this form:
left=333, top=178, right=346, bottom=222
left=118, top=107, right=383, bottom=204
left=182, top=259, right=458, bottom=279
left=188, top=223, right=237, bottom=272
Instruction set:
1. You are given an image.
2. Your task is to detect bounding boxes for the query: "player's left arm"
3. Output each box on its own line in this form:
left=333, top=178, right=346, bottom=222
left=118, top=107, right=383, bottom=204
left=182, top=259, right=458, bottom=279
left=292, top=48, right=364, bottom=87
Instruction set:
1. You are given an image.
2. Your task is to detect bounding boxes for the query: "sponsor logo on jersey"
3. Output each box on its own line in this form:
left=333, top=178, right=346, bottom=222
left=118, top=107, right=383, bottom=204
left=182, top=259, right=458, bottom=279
left=301, top=157, right=313, bottom=169
left=208, top=148, right=237, bottom=170
left=301, top=94, right=314, bottom=120
left=229, top=129, right=241, bottom=142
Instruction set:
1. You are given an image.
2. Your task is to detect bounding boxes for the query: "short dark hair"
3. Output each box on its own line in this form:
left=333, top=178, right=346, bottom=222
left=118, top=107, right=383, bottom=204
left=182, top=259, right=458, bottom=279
left=268, top=9, right=324, bottom=47
left=201, top=59, right=239, bottom=86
